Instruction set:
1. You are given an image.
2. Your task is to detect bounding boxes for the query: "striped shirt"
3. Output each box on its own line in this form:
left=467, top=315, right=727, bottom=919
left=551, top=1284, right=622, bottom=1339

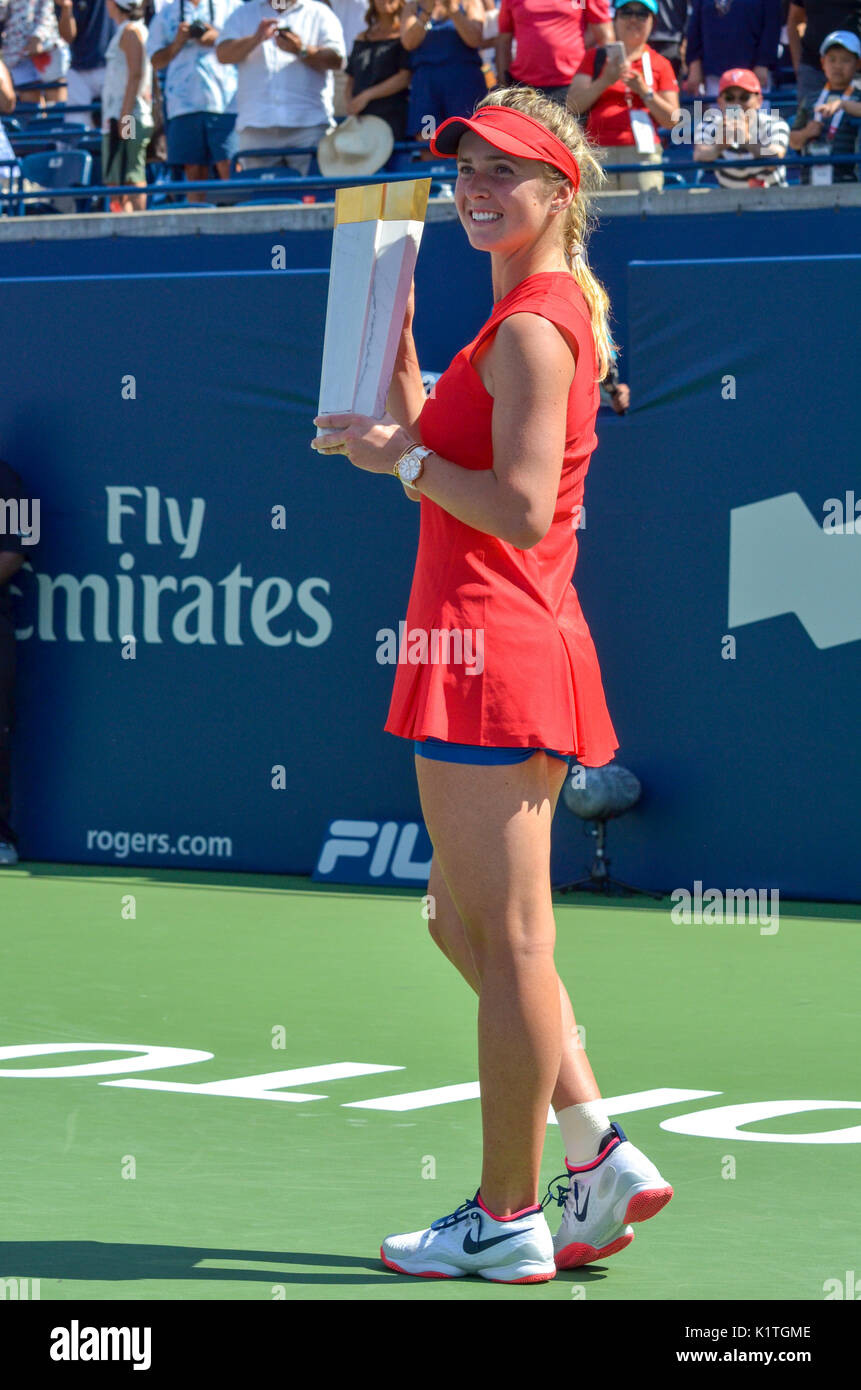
left=694, top=109, right=790, bottom=188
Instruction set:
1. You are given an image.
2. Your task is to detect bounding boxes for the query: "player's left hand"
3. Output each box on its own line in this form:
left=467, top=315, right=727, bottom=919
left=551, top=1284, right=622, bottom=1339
left=311, top=414, right=413, bottom=474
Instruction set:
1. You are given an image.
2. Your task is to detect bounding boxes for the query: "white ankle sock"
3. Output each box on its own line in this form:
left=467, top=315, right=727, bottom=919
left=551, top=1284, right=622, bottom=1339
left=556, top=1100, right=613, bottom=1166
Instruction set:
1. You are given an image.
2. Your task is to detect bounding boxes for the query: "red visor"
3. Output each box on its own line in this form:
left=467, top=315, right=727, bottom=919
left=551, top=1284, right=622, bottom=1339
left=429, top=106, right=581, bottom=193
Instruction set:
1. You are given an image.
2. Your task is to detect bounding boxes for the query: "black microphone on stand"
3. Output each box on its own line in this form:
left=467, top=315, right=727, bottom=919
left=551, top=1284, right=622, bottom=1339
left=555, top=761, right=663, bottom=898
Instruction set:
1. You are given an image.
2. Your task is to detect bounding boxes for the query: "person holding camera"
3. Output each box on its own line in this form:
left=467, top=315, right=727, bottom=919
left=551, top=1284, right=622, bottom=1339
left=148, top=0, right=241, bottom=200
left=215, top=0, right=346, bottom=174
left=567, top=0, right=680, bottom=191
left=694, top=67, right=789, bottom=187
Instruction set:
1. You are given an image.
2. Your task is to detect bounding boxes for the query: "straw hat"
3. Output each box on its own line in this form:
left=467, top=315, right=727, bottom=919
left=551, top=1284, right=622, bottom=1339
left=316, top=115, right=394, bottom=178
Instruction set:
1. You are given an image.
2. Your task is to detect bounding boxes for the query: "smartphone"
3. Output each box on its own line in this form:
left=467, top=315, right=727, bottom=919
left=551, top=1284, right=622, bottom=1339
left=605, top=41, right=625, bottom=66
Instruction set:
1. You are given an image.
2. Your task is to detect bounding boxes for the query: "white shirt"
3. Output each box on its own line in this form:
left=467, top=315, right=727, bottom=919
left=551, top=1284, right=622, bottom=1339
left=216, top=0, right=346, bottom=130
left=147, top=0, right=243, bottom=118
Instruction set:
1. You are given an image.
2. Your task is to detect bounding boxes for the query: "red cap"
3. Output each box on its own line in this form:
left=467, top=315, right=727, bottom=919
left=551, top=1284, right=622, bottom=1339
left=429, top=106, right=581, bottom=193
left=718, top=68, right=761, bottom=95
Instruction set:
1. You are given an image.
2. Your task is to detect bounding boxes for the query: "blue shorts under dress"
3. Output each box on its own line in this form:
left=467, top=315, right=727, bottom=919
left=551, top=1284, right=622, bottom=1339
left=414, top=737, right=569, bottom=765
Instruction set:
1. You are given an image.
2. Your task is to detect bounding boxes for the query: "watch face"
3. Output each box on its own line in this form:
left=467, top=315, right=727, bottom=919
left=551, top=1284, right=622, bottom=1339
left=400, top=454, right=421, bottom=483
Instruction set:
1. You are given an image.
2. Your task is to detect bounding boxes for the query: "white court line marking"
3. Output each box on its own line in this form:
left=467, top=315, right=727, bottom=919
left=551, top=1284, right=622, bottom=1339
left=105, top=1062, right=404, bottom=1102
left=343, top=1085, right=722, bottom=1116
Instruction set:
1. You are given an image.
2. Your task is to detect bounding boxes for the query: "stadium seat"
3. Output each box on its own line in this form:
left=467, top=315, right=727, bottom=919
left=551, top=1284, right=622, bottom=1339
left=16, top=149, right=93, bottom=214
left=10, top=124, right=91, bottom=160
left=231, top=165, right=304, bottom=202
left=693, top=167, right=720, bottom=188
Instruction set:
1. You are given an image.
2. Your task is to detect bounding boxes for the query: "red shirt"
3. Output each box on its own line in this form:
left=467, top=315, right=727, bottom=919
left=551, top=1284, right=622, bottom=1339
left=499, top=0, right=612, bottom=89
left=576, top=45, right=677, bottom=146
left=384, top=272, right=619, bottom=767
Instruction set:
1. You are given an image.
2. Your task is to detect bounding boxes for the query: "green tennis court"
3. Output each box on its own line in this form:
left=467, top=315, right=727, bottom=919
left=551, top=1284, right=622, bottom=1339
left=2, top=863, right=858, bottom=1301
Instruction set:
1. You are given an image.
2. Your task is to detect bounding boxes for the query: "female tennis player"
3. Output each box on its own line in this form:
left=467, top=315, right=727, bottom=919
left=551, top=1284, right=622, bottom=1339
left=311, top=86, right=673, bottom=1284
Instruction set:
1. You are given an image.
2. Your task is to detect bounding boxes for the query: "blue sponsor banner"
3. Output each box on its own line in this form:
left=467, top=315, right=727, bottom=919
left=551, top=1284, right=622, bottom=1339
left=1, top=236, right=860, bottom=899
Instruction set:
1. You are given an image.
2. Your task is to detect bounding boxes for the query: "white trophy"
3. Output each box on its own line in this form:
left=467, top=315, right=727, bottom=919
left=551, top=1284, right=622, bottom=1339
left=315, top=178, right=431, bottom=448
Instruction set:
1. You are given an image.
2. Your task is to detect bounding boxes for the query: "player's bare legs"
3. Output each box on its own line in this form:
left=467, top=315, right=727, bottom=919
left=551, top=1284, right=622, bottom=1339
left=415, top=750, right=572, bottom=1218
left=424, top=757, right=602, bottom=1112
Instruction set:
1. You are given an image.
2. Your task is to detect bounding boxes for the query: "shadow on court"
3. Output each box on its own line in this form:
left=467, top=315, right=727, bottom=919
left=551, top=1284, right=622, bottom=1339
left=0, top=1242, right=614, bottom=1287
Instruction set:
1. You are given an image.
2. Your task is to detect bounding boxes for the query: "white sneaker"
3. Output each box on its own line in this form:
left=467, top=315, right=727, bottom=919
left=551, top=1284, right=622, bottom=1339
left=545, top=1122, right=673, bottom=1270
left=381, top=1190, right=557, bottom=1283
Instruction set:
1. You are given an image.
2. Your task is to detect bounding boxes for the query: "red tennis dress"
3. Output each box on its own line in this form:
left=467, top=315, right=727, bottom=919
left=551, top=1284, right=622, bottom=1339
left=384, top=270, right=619, bottom=767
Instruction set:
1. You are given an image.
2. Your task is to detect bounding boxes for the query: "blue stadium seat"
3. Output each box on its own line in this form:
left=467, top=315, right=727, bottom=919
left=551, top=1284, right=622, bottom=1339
left=17, top=149, right=93, bottom=214
left=232, top=165, right=304, bottom=202
left=693, top=166, right=720, bottom=188
left=10, top=124, right=91, bottom=159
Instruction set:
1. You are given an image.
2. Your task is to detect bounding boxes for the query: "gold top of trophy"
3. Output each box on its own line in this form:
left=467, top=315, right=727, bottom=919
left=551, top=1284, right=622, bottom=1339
left=335, top=179, right=431, bottom=227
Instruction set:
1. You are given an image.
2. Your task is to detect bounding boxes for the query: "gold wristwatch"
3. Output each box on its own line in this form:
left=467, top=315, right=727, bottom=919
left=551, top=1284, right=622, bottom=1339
left=393, top=443, right=431, bottom=486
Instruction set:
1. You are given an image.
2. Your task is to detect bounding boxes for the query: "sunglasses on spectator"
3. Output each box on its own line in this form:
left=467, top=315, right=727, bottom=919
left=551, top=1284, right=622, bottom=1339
left=617, top=6, right=652, bottom=17
left=721, top=89, right=756, bottom=102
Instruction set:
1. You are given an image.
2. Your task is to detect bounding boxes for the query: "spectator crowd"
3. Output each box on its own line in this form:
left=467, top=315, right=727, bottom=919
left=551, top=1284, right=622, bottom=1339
left=0, top=0, right=860, bottom=206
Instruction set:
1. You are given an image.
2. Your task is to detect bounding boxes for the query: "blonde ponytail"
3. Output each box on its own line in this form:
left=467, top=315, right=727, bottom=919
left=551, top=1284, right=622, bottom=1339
left=472, top=86, right=616, bottom=382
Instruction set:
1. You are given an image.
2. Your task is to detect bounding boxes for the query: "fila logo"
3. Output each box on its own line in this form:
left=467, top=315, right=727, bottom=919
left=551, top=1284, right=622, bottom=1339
left=314, top=819, right=432, bottom=885
left=729, top=491, right=861, bottom=648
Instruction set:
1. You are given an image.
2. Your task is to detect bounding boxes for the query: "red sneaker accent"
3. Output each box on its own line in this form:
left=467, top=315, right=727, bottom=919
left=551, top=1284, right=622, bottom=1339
left=554, top=1230, right=635, bottom=1270
left=476, top=1190, right=541, bottom=1221
left=485, top=1269, right=556, bottom=1283
left=564, top=1134, right=622, bottom=1174
left=624, top=1187, right=674, bottom=1224
left=380, top=1248, right=454, bottom=1278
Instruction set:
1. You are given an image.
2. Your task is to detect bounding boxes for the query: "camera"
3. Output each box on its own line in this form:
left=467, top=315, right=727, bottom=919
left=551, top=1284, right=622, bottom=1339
left=187, top=19, right=208, bottom=37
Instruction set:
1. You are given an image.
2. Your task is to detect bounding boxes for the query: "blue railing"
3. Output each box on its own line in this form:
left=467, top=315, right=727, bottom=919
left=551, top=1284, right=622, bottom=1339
left=3, top=152, right=860, bottom=216
left=3, top=90, right=859, bottom=215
